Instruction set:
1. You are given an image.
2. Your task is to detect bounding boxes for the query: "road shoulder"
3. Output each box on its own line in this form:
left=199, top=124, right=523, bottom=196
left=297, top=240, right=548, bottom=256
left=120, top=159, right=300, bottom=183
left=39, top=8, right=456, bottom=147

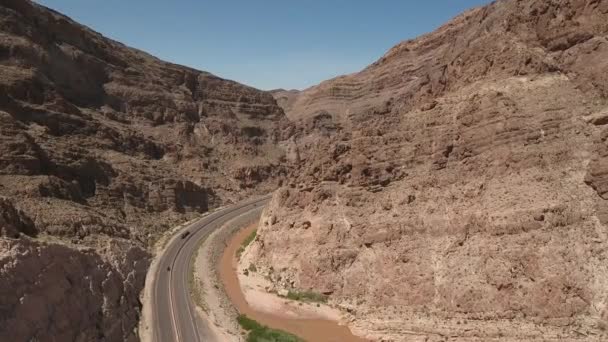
left=191, top=208, right=263, bottom=341
left=138, top=215, right=212, bottom=342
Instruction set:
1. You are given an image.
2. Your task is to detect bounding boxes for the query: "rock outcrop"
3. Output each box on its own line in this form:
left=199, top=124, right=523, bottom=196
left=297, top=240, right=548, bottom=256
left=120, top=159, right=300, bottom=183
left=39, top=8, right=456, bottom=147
left=269, top=89, right=301, bottom=120
left=255, top=0, right=608, bottom=340
left=0, top=0, right=290, bottom=339
left=0, top=237, right=149, bottom=341
left=0, top=197, right=36, bottom=238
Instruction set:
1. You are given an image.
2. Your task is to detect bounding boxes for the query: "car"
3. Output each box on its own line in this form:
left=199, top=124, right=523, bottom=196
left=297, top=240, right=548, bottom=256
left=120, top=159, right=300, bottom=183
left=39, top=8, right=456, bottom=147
left=181, top=231, right=190, bottom=239
left=167, top=266, right=171, bottom=271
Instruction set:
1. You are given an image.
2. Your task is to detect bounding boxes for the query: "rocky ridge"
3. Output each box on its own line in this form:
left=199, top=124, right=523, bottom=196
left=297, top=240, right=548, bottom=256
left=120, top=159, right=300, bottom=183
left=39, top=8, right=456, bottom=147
left=0, top=0, right=290, bottom=340
left=253, top=0, right=608, bottom=340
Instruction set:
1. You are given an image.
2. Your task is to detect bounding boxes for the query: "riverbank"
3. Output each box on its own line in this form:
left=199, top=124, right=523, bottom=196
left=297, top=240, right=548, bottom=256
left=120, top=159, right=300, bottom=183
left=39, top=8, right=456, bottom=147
left=190, top=208, right=264, bottom=341
left=221, top=223, right=367, bottom=342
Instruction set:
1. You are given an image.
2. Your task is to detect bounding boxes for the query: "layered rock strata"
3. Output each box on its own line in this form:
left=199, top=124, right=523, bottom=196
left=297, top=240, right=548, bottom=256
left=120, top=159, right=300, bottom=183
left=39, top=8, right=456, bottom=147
left=255, top=0, right=608, bottom=340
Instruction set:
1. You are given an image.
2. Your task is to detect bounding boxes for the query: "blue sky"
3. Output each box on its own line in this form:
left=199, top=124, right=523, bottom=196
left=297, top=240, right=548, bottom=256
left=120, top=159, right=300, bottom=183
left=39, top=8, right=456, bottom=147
left=35, top=0, right=491, bottom=90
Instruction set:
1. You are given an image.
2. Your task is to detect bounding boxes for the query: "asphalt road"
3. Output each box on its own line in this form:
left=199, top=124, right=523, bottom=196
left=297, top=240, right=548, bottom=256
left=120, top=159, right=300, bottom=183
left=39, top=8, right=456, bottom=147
left=151, top=195, right=271, bottom=342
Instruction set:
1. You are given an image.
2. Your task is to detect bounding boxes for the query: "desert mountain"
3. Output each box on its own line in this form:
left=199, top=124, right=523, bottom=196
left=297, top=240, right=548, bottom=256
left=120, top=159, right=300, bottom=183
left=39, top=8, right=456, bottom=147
left=255, top=0, right=608, bottom=340
left=0, top=0, right=290, bottom=340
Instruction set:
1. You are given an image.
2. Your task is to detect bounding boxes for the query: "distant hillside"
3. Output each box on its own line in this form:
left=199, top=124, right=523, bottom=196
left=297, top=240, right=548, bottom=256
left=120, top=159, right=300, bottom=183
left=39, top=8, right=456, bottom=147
left=270, top=88, right=301, bottom=120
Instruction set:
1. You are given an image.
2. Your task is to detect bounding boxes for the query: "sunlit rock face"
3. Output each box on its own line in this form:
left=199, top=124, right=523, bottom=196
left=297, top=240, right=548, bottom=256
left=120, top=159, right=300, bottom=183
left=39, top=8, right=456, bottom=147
left=255, top=0, right=608, bottom=340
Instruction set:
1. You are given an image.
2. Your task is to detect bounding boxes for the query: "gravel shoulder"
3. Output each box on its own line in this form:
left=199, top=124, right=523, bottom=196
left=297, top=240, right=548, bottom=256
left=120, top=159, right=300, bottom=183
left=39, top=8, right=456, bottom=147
left=190, top=208, right=264, bottom=341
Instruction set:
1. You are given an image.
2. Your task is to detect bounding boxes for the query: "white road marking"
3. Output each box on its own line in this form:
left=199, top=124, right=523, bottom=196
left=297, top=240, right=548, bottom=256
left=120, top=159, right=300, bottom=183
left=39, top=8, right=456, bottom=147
left=153, top=196, right=270, bottom=342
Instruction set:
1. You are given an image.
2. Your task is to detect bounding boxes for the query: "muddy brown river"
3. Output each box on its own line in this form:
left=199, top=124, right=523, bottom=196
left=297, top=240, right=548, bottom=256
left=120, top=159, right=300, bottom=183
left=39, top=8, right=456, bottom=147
left=219, top=223, right=368, bottom=342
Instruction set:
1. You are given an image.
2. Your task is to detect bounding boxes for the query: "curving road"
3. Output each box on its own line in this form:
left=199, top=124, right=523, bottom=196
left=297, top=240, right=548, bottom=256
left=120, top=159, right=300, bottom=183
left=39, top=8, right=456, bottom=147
left=150, top=195, right=271, bottom=342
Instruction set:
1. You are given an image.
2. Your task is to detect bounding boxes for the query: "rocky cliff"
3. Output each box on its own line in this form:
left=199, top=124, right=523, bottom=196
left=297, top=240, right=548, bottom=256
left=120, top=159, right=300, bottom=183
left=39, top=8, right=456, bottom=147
left=0, top=0, right=290, bottom=339
left=0, top=237, right=149, bottom=341
left=255, top=0, right=608, bottom=340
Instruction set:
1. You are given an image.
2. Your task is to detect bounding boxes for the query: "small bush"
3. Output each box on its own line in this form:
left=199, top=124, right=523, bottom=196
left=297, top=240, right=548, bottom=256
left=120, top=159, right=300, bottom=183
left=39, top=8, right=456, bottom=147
left=236, top=229, right=257, bottom=259
left=248, top=263, right=257, bottom=272
left=285, top=290, right=328, bottom=303
left=237, top=314, right=263, bottom=331
left=242, top=229, right=257, bottom=247
left=237, top=314, right=303, bottom=342
left=236, top=246, right=245, bottom=259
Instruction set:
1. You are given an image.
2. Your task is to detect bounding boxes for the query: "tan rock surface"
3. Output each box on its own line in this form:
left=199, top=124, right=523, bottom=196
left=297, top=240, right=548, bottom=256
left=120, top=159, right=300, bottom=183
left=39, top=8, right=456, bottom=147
left=257, top=0, right=608, bottom=340
left=269, top=89, right=301, bottom=120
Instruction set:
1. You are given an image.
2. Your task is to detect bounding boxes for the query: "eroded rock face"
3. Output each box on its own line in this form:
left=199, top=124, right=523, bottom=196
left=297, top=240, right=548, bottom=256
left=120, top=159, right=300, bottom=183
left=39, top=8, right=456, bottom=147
left=255, top=0, right=608, bottom=340
left=269, top=89, right=301, bottom=119
left=0, top=0, right=291, bottom=242
left=0, top=238, right=149, bottom=342
left=0, top=0, right=291, bottom=339
left=0, top=197, right=36, bottom=238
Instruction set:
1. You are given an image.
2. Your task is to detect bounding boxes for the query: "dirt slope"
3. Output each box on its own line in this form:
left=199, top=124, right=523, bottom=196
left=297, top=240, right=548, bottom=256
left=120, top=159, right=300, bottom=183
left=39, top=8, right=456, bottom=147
left=257, top=0, right=608, bottom=340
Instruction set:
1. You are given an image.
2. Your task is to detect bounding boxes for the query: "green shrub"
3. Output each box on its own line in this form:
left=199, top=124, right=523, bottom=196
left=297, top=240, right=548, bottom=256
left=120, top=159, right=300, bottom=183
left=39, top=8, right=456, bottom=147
left=236, top=229, right=257, bottom=259
left=243, top=229, right=258, bottom=247
left=237, top=314, right=263, bottom=331
left=237, top=314, right=303, bottom=342
left=285, top=290, right=328, bottom=303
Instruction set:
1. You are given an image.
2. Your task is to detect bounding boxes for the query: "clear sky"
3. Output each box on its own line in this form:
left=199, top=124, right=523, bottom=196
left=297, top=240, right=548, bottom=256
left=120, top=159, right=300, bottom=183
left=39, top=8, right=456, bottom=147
left=34, top=0, right=491, bottom=90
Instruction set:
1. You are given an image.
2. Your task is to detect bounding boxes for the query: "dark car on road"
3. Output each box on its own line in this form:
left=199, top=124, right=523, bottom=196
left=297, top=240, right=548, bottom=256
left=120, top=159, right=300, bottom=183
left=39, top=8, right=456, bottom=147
left=181, top=231, right=190, bottom=239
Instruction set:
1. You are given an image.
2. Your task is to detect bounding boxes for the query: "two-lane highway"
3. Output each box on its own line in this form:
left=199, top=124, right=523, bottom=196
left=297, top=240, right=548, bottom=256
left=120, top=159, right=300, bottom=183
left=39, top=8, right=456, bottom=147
left=150, top=195, right=271, bottom=342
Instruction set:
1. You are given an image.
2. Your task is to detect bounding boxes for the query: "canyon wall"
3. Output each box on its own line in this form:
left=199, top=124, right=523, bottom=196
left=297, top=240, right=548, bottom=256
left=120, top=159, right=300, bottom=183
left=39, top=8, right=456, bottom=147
left=0, top=237, right=149, bottom=341
left=254, top=0, right=608, bottom=340
left=0, top=0, right=290, bottom=339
